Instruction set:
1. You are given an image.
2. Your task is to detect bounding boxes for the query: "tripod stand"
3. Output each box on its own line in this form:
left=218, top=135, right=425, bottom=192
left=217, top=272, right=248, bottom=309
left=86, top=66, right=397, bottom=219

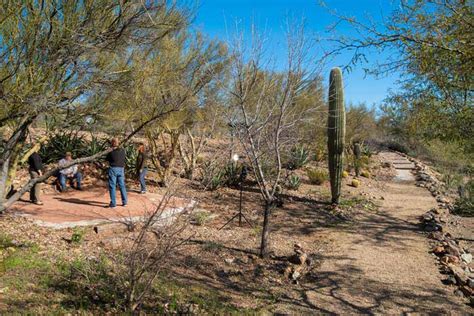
left=219, top=165, right=253, bottom=230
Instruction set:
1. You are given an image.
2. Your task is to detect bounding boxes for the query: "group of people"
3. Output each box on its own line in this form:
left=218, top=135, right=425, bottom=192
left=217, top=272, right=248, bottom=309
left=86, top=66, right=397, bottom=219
left=27, top=138, right=148, bottom=208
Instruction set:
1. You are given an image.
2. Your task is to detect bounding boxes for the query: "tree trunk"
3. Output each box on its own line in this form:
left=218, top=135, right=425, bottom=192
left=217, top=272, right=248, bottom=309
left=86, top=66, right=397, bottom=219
left=259, top=201, right=273, bottom=258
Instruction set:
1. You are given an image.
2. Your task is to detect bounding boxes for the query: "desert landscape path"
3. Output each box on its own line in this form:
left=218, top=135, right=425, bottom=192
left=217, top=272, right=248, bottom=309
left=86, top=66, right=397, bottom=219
left=300, top=151, right=470, bottom=314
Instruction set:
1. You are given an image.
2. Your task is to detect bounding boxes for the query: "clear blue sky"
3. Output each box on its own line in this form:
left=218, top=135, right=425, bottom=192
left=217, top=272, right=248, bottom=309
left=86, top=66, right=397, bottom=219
left=192, top=0, right=401, bottom=107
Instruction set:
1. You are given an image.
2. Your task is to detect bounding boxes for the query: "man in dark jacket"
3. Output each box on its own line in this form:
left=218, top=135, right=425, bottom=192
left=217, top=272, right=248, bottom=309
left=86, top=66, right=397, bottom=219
left=106, top=138, right=127, bottom=208
left=28, top=151, right=43, bottom=205
left=135, top=142, right=148, bottom=194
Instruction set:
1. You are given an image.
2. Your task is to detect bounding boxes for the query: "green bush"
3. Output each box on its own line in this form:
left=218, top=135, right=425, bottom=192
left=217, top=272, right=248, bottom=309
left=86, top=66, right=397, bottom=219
left=199, top=161, right=225, bottom=191
left=124, top=144, right=139, bottom=177
left=39, top=132, right=87, bottom=164
left=306, top=168, right=328, bottom=185
left=453, top=180, right=473, bottom=217
left=284, top=145, right=310, bottom=170
left=223, top=162, right=242, bottom=188
left=284, top=174, right=301, bottom=190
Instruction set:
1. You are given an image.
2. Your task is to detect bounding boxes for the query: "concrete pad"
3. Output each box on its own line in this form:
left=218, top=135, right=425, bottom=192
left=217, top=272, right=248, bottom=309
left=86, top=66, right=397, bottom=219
left=10, top=187, right=194, bottom=229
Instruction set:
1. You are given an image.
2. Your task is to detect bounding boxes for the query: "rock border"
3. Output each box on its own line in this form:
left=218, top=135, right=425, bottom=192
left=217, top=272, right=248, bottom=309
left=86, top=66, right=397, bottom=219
left=401, top=153, right=473, bottom=305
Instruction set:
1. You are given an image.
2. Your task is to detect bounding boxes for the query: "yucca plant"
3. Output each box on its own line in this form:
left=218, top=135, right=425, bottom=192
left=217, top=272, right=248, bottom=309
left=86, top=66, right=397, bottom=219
left=284, top=145, right=310, bottom=170
left=285, top=174, right=301, bottom=190
left=124, top=144, right=139, bottom=177
left=39, top=131, right=87, bottom=163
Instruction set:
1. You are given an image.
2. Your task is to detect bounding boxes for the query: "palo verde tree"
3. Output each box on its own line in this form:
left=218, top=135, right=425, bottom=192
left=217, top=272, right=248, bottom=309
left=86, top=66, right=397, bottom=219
left=0, top=1, right=191, bottom=212
left=323, top=0, right=473, bottom=153
left=227, top=22, right=322, bottom=257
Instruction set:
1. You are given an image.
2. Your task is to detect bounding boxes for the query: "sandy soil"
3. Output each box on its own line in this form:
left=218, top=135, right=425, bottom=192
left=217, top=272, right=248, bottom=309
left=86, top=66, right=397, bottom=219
left=271, top=152, right=470, bottom=314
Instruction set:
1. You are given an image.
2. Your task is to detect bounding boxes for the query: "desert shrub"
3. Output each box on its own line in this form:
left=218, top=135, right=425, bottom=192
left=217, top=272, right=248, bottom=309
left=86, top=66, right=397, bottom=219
left=284, top=145, right=310, bottom=170
left=39, top=132, right=88, bottom=164
left=199, top=161, right=225, bottom=191
left=284, top=174, right=301, bottom=190
left=385, top=140, right=410, bottom=154
left=306, top=168, right=328, bottom=185
left=223, top=162, right=243, bottom=187
left=83, top=135, right=109, bottom=157
left=453, top=180, right=473, bottom=217
left=192, top=210, right=211, bottom=226
left=124, top=144, right=139, bottom=177
left=53, top=197, right=190, bottom=312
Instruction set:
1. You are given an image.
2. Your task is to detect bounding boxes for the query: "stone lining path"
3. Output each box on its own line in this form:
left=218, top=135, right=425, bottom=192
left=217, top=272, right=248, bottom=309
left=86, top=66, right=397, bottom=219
left=10, top=187, right=193, bottom=229
left=300, top=151, right=470, bottom=314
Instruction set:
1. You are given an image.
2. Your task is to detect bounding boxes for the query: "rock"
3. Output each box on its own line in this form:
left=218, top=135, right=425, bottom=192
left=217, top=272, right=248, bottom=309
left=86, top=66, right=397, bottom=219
left=451, top=266, right=469, bottom=285
left=461, top=253, right=472, bottom=264
left=289, top=253, right=307, bottom=265
left=440, top=255, right=460, bottom=265
left=306, top=256, right=314, bottom=266
left=432, top=246, right=445, bottom=255
left=468, top=278, right=474, bottom=289
left=445, top=275, right=457, bottom=285
left=224, top=258, right=234, bottom=264
left=428, top=232, right=445, bottom=241
left=445, top=243, right=461, bottom=257
left=460, top=285, right=473, bottom=296
left=291, top=270, right=301, bottom=281
left=454, top=289, right=464, bottom=298
left=283, top=265, right=292, bottom=278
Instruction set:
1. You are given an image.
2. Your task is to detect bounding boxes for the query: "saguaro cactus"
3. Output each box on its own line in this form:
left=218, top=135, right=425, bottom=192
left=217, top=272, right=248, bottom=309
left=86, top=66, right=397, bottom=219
left=327, top=67, right=346, bottom=204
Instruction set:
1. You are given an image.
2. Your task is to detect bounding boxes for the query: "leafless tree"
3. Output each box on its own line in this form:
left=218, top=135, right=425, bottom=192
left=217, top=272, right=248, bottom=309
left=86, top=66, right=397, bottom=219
left=226, top=21, right=323, bottom=257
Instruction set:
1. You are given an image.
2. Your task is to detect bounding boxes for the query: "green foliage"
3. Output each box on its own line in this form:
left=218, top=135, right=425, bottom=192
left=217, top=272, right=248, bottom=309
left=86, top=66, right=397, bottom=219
left=327, top=67, right=346, bottom=204
left=192, top=211, right=211, bottom=226
left=284, top=174, right=301, bottom=190
left=83, top=135, right=109, bottom=157
left=453, top=180, right=474, bottom=217
left=223, top=163, right=243, bottom=188
left=307, top=168, right=328, bottom=185
left=70, top=228, right=85, bottom=244
left=199, top=161, right=225, bottom=191
left=39, top=132, right=87, bottom=164
left=284, top=145, right=310, bottom=170
left=124, top=144, right=139, bottom=177
left=38, top=132, right=109, bottom=164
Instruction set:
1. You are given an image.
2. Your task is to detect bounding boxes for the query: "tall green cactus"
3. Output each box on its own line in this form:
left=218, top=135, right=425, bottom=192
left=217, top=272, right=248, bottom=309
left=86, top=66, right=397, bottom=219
left=327, top=67, right=346, bottom=204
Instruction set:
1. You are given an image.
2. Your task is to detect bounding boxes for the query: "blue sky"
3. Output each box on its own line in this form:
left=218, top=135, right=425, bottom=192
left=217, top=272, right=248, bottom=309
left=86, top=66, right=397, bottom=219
left=192, top=0, right=401, bottom=107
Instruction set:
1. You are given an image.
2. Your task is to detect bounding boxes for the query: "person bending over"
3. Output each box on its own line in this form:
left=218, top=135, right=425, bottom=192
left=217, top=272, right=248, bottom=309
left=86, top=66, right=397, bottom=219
left=106, top=138, right=127, bottom=208
left=58, top=152, right=82, bottom=192
left=27, top=151, right=43, bottom=205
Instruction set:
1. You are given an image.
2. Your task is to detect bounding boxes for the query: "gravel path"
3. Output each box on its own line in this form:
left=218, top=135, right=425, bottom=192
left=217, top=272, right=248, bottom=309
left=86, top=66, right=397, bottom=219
left=300, top=152, right=470, bottom=314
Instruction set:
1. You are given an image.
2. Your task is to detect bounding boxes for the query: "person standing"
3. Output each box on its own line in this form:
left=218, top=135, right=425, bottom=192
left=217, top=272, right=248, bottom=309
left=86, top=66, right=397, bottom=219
left=58, top=152, right=82, bottom=192
left=106, top=138, right=127, bottom=208
left=135, top=142, right=148, bottom=194
left=28, top=151, right=43, bottom=205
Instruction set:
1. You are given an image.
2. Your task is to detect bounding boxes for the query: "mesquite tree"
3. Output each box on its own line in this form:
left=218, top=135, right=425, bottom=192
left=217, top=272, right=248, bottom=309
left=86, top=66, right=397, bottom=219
left=227, top=22, right=321, bottom=257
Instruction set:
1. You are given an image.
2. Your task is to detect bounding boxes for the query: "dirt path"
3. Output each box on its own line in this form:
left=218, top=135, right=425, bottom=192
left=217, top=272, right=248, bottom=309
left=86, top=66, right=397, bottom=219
left=290, top=152, right=470, bottom=314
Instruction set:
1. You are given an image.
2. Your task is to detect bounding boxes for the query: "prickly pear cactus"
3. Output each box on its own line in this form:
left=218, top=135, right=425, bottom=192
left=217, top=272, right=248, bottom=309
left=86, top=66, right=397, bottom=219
left=327, top=67, right=346, bottom=204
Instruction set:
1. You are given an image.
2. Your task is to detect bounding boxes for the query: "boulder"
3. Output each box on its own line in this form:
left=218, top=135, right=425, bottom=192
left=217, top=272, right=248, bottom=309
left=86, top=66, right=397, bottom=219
left=460, top=253, right=472, bottom=264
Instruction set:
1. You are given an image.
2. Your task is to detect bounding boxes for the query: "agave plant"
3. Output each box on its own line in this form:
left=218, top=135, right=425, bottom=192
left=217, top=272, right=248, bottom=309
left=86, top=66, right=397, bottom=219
left=284, top=145, right=310, bottom=170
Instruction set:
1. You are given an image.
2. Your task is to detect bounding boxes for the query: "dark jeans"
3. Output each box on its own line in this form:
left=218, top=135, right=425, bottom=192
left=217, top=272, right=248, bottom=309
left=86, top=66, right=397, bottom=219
left=139, top=167, right=147, bottom=192
left=108, top=167, right=127, bottom=207
left=29, top=170, right=41, bottom=202
left=59, top=172, right=82, bottom=191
